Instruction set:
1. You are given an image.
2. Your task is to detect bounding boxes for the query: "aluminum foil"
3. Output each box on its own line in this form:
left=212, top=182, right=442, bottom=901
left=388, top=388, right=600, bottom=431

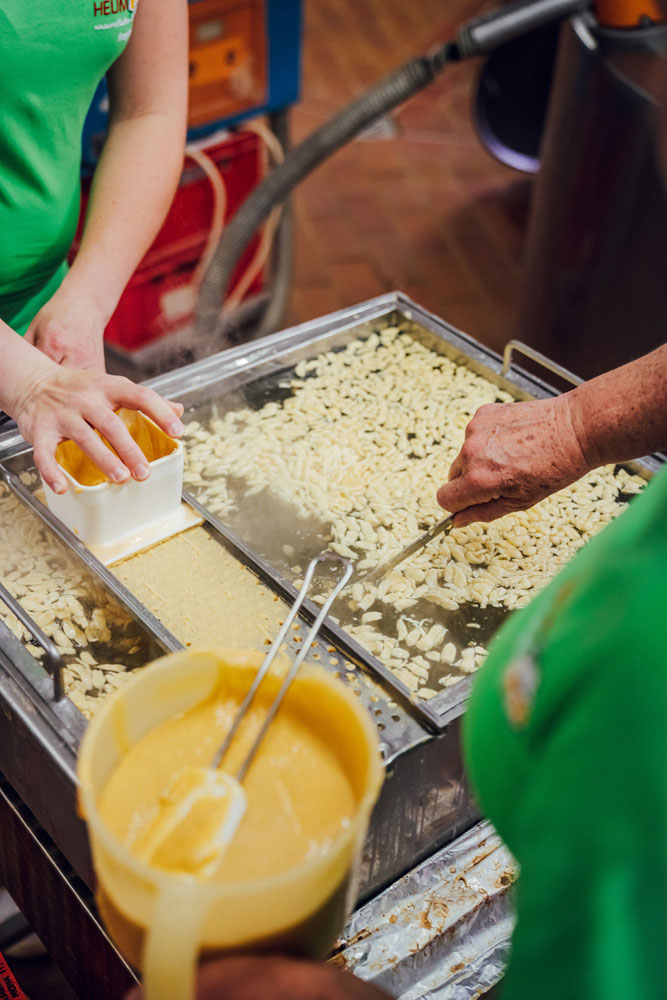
left=333, top=821, right=517, bottom=999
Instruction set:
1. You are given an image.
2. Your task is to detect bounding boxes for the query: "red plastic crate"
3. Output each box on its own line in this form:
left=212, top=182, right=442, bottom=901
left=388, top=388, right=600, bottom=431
left=0, top=951, right=28, bottom=1000
left=71, top=131, right=265, bottom=351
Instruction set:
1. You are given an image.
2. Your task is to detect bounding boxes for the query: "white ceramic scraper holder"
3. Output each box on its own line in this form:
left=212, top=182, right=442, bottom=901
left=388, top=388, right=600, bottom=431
left=41, top=409, right=190, bottom=563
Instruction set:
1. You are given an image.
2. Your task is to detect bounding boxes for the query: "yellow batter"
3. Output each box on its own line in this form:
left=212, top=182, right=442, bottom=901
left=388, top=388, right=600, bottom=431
left=113, top=526, right=286, bottom=650
left=98, top=678, right=356, bottom=881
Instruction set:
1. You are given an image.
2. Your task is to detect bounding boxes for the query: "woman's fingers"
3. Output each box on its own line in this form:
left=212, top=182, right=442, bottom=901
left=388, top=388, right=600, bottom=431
left=68, top=419, right=132, bottom=484
left=436, top=472, right=495, bottom=514
left=32, top=434, right=69, bottom=495
left=78, top=379, right=184, bottom=482
left=11, top=363, right=186, bottom=490
left=453, top=496, right=521, bottom=528
left=83, top=408, right=152, bottom=481
left=110, top=379, right=184, bottom=438
left=447, top=451, right=464, bottom=482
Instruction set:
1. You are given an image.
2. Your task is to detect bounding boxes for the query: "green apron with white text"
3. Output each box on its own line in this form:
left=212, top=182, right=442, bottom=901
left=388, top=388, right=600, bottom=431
left=0, top=2, right=137, bottom=334
left=465, top=464, right=667, bottom=999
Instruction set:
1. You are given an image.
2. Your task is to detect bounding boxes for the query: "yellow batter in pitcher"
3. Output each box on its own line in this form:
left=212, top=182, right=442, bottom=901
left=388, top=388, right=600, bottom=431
left=98, top=673, right=356, bottom=882
left=78, top=649, right=383, bottom=1000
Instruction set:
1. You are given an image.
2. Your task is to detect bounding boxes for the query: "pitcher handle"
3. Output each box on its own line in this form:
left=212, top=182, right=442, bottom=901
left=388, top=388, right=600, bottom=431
left=142, top=880, right=208, bottom=1000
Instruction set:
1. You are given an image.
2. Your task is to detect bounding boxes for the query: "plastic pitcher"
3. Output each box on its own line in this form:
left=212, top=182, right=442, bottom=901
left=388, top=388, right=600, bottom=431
left=77, top=648, right=384, bottom=1000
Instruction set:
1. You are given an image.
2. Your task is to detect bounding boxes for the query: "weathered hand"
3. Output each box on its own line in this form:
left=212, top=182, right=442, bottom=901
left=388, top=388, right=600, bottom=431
left=12, top=362, right=184, bottom=494
left=436, top=395, right=590, bottom=527
left=25, top=284, right=107, bottom=371
left=126, top=955, right=392, bottom=1000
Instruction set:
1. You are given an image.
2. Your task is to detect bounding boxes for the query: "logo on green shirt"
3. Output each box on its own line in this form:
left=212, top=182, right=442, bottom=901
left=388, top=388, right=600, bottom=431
left=92, top=0, right=137, bottom=18
left=92, top=0, right=137, bottom=41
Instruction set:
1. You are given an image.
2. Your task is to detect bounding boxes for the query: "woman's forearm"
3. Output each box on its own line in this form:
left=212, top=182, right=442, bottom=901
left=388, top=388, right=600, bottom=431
left=436, top=343, right=667, bottom=525
left=568, top=343, right=667, bottom=466
left=0, top=319, right=54, bottom=415
left=64, top=110, right=186, bottom=322
left=62, top=0, right=187, bottom=320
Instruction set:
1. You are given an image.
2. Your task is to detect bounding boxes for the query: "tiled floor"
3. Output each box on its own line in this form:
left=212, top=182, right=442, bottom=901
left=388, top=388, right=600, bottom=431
left=285, top=0, right=531, bottom=353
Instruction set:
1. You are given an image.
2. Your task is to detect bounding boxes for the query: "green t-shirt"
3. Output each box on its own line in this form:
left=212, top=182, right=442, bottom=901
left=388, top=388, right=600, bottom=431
left=464, top=464, right=667, bottom=999
left=0, top=2, right=137, bottom=334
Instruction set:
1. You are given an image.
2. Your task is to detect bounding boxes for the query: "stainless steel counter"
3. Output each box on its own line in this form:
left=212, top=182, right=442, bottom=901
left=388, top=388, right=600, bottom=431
left=0, top=292, right=659, bottom=998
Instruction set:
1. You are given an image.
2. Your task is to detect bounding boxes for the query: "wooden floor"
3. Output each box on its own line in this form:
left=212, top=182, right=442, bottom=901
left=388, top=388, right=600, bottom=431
left=285, top=0, right=532, bottom=354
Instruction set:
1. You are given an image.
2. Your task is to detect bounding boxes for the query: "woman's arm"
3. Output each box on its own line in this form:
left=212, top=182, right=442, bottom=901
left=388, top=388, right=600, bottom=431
left=126, top=954, right=391, bottom=1000
left=436, top=344, right=667, bottom=526
left=0, top=320, right=184, bottom=494
left=26, top=0, right=188, bottom=370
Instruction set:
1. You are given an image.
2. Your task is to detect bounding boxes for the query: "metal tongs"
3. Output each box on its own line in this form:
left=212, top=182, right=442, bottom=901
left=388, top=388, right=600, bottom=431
left=357, top=514, right=454, bottom=584
left=139, top=553, right=353, bottom=876
left=211, top=552, right=353, bottom=781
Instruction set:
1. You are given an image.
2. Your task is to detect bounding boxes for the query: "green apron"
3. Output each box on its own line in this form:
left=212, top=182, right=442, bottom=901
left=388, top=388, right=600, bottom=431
left=464, top=463, right=667, bottom=999
left=0, top=2, right=137, bottom=334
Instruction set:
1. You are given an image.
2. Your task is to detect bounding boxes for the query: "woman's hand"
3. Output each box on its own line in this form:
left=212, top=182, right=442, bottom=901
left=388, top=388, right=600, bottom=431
left=25, top=282, right=107, bottom=372
left=11, top=360, right=183, bottom=495
left=126, top=955, right=391, bottom=1000
left=436, top=395, right=590, bottom=527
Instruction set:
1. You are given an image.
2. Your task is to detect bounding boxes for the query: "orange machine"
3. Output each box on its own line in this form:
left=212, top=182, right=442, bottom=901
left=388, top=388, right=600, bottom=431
left=594, top=0, right=664, bottom=26
left=188, top=0, right=267, bottom=129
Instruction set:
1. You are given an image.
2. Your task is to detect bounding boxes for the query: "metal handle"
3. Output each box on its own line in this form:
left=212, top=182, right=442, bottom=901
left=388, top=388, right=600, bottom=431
left=502, top=339, right=583, bottom=389
left=0, top=581, right=64, bottom=700
left=236, top=552, right=353, bottom=782
left=360, top=515, right=454, bottom=583
left=212, top=552, right=353, bottom=778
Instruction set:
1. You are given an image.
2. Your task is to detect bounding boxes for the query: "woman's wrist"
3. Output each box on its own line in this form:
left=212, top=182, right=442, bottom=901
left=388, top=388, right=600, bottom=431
left=58, top=261, right=121, bottom=327
left=552, top=390, right=593, bottom=479
left=0, top=324, right=56, bottom=418
left=564, top=347, right=667, bottom=469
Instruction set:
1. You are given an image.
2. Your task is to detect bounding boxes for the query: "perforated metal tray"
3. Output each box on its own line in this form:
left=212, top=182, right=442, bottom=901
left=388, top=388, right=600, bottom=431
left=0, top=292, right=659, bottom=901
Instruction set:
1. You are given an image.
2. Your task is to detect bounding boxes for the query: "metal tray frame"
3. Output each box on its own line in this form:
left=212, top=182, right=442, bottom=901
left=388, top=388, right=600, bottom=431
left=0, top=291, right=659, bottom=901
left=145, top=291, right=661, bottom=729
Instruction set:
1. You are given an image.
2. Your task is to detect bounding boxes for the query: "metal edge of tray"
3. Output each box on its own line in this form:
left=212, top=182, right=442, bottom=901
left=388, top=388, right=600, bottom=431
left=0, top=289, right=662, bottom=476
left=183, top=489, right=439, bottom=746
left=0, top=469, right=190, bottom=878
left=140, top=291, right=662, bottom=729
left=139, top=294, right=412, bottom=399
left=142, top=293, right=507, bottom=730
left=2, top=293, right=658, bottom=735
left=0, top=468, right=184, bottom=663
left=135, top=287, right=603, bottom=416
left=0, top=618, right=85, bottom=751
left=0, top=470, right=462, bottom=897
left=0, top=294, right=659, bottom=889
left=184, top=489, right=450, bottom=734
left=0, top=443, right=432, bottom=756
left=0, top=622, right=92, bottom=879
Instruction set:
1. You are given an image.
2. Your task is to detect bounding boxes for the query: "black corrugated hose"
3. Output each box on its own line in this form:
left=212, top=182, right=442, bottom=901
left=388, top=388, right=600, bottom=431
left=195, top=0, right=589, bottom=343
left=195, top=45, right=454, bottom=343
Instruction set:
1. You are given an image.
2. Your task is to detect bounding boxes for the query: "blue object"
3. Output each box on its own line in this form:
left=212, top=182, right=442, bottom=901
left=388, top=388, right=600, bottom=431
left=81, top=0, right=302, bottom=175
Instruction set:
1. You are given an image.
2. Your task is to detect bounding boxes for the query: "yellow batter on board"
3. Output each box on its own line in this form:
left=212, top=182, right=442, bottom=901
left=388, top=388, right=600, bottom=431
left=98, top=677, right=356, bottom=881
left=113, top=526, right=287, bottom=651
